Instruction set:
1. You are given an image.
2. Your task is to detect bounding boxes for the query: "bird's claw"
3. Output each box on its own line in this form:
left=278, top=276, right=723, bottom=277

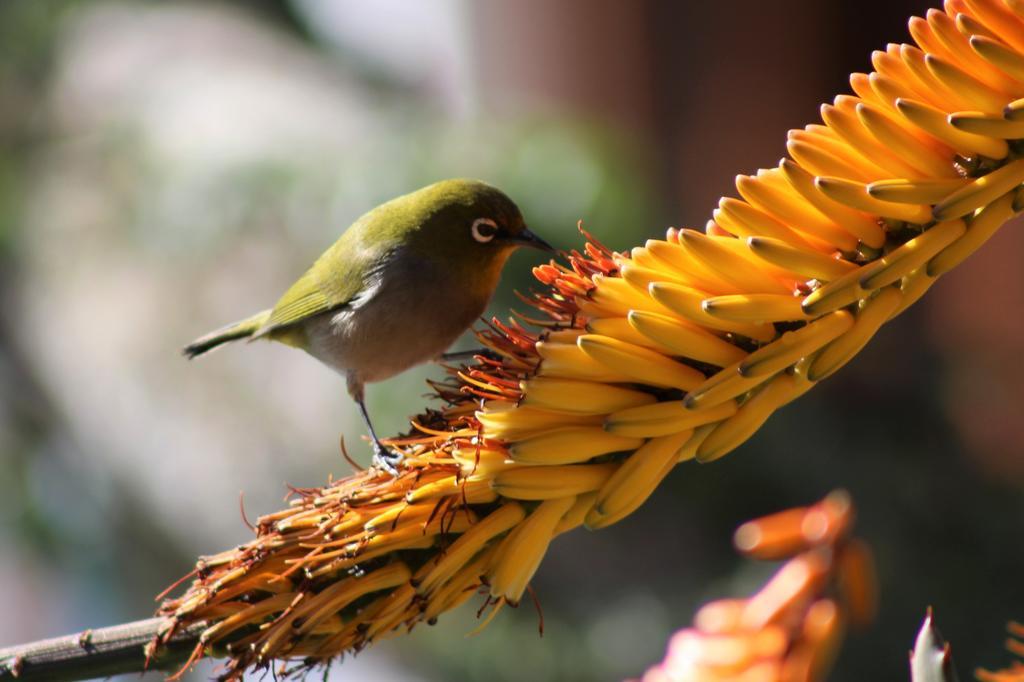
left=439, top=348, right=492, bottom=362
left=371, top=442, right=404, bottom=476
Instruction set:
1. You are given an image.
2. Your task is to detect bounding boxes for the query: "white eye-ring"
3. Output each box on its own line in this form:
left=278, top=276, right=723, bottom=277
left=471, top=218, right=499, bottom=243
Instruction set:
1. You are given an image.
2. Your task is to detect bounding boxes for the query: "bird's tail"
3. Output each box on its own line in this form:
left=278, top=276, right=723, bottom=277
left=183, top=310, right=272, bottom=359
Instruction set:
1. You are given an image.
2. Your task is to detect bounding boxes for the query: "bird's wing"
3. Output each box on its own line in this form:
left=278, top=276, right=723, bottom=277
left=259, top=270, right=338, bottom=332
left=256, top=239, right=394, bottom=336
left=254, top=195, right=420, bottom=337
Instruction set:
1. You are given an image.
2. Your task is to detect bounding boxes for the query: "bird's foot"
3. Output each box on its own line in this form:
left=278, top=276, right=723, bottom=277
left=439, top=348, right=492, bottom=362
left=371, top=442, right=404, bottom=476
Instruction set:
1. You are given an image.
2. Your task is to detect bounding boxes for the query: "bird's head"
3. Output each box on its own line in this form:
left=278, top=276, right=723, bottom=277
left=398, top=179, right=554, bottom=273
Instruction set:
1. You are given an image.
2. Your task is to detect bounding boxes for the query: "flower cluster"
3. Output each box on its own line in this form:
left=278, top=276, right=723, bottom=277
left=977, top=622, right=1024, bottom=682
left=158, top=1, right=1024, bottom=677
left=640, top=492, right=874, bottom=682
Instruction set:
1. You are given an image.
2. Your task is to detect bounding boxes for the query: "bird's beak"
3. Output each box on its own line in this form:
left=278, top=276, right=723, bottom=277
left=509, top=227, right=556, bottom=253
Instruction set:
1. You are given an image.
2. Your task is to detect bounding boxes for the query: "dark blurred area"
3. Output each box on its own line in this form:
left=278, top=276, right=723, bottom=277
left=0, top=1, right=1020, bottom=680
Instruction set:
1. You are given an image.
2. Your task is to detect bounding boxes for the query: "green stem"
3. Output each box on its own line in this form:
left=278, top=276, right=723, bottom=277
left=0, top=617, right=204, bottom=682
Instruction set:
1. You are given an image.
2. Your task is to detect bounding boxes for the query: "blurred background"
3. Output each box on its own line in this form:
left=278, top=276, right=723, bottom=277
left=0, top=1, right=1021, bottom=680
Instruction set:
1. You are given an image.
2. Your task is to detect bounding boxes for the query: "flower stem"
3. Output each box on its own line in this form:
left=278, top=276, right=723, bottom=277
left=0, top=617, right=203, bottom=682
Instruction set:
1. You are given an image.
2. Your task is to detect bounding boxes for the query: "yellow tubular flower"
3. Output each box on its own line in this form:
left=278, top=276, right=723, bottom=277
left=640, top=491, right=875, bottom=682
left=156, top=2, right=1024, bottom=678
left=975, top=622, right=1024, bottom=681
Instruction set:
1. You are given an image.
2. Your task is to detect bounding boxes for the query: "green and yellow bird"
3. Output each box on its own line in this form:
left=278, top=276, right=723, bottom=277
left=185, top=179, right=553, bottom=472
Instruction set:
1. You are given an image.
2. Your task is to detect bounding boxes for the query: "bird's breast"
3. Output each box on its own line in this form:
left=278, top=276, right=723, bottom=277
left=301, top=257, right=494, bottom=384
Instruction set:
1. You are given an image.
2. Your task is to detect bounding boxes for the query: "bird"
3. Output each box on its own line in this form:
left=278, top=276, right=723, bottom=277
left=183, top=178, right=553, bottom=473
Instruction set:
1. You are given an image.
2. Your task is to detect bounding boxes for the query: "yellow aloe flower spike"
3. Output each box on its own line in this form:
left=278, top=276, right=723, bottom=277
left=156, top=3, right=1024, bottom=678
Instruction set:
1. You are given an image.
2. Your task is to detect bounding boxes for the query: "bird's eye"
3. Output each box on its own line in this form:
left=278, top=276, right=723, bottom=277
left=471, top=218, right=499, bottom=243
